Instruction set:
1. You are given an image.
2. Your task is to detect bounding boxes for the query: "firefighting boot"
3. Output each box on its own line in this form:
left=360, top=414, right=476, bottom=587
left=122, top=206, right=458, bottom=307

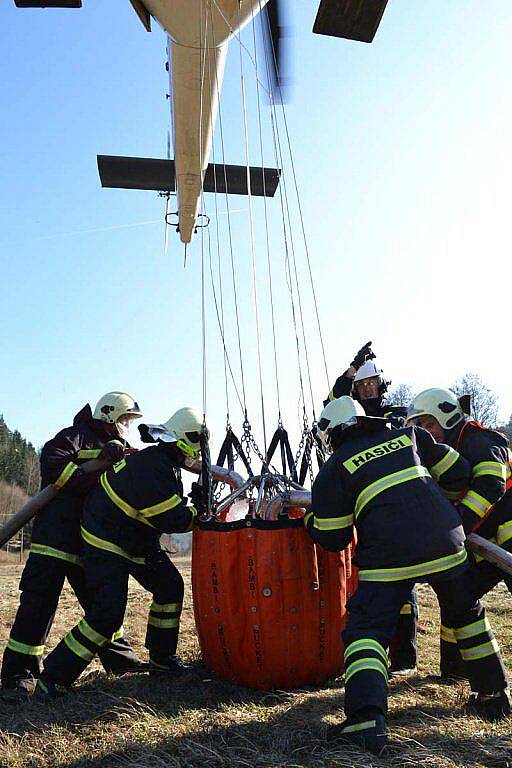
left=0, top=674, right=37, bottom=702
left=34, top=676, right=69, bottom=701
left=466, top=689, right=511, bottom=721
left=328, top=707, right=388, bottom=755
left=149, top=654, right=190, bottom=675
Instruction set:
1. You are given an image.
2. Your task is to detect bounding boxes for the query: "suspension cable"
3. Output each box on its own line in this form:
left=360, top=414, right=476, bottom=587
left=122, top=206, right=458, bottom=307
left=199, top=0, right=208, bottom=421
left=256, top=2, right=309, bottom=428
left=260, top=5, right=330, bottom=392
left=236, top=2, right=268, bottom=454
left=250, top=8, right=282, bottom=423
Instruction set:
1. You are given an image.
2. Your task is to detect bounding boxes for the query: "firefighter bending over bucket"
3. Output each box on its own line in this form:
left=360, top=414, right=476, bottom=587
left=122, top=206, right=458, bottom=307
left=306, top=396, right=510, bottom=755
left=35, top=407, right=207, bottom=699
left=1, top=392, right=144, bottom=699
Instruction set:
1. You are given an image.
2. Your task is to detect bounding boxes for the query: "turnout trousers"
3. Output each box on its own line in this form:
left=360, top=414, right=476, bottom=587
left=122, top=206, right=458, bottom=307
left=41, top=543, right=184, bottom=688
left=388, top=588, right=418, bottom=670
left=441, top=507, right=512, bottom=678
left=342, top=571, right=507, bottom=719
left=1, top=552, right=139, bottom=687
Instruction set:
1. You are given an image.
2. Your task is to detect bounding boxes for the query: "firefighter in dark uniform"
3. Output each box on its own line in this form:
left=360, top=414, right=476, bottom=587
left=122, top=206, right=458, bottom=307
left=324, top=342, right=417, bottom=674
left=306, top=396, right=510, bottom=754
left=1, top=392, right=144, bottom=697
left=407, top=387, right=512, bottom=679
left=35, top=407, right=207, bottom=699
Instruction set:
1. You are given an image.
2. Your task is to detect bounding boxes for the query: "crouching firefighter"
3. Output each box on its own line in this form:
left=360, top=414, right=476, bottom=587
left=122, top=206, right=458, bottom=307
left=36, top=407, right=207, bottom=699
left=407, top=388, right=512, bottom=681
left=306, top=397, right=510, bottom=755
left=1, top=392, right=144, bottom=698
left=324, top=341, right=417, bottom=675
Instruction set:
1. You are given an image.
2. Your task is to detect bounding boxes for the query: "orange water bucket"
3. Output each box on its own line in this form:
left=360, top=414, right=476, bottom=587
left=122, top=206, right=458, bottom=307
left=192, top=509, right=356, bottom=690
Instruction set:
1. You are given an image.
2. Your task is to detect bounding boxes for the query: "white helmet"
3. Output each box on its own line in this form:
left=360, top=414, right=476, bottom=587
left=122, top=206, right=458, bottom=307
left=93, top=392, right=143, bottom=438
left=406, top=388, right=465, bottom=431
left=141, top=407, right=208, bottom=459
left=318, top=396, right=366, bottom=448
left=353, top=359, right=384, bottom=385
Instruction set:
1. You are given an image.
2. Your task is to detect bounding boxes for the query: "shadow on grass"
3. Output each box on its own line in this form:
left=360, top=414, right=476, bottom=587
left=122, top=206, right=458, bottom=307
left=1, top=670, right=511, bottom=768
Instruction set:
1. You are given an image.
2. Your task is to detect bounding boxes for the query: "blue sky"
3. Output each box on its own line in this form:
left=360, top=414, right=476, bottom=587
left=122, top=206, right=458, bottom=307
left=2, top=0, right=512, bottom=456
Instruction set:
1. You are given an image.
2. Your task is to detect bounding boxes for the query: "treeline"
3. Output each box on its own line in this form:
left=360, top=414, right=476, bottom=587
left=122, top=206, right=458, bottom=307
left=0, top=415, right=40, bottom=495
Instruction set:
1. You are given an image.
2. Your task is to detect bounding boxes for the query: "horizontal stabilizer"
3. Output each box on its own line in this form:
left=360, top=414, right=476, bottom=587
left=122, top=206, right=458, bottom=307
left=97, top=156, right=281, bottom=197
left=313, top=0, right=388, bottom=43
left=98, top=156, right=176, bottom=192
left=203, top=163, right=281, bottom=197
left=14, top=1, right=82, bottom=7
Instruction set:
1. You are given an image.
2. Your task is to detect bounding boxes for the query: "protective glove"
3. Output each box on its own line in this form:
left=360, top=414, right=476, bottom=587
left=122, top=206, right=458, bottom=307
left=190, top=481, right=205, bottom=509
left=100, top=440, right=125, bottom=464
left=350, top=341, right=375, bottom=370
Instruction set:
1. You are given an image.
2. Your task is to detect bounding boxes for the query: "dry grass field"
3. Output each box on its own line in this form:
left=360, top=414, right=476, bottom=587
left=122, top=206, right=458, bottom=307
left=1, top=557, right=511, bottom=768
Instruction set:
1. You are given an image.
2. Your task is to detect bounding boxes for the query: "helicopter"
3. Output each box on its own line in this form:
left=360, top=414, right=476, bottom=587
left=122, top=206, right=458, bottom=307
left=14, top=0, right=389, bottom=244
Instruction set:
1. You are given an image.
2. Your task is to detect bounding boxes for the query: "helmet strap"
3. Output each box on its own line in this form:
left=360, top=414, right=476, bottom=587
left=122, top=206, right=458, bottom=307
left=176, top=440, right=199, bottom=460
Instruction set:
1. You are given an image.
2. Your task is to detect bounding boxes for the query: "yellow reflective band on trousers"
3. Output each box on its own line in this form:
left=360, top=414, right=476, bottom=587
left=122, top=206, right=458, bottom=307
left=497, top=521, right=512, bottom=546
left=440, top=625, right=457, bottom=644
left=7, top=637, right=45, bottom=656
left=112, top=627, right=124, bottom=641
left=459, top=638, right=500, bottom=662
left=77, top=449, right=102, bottom=460
left=150, top=601, right=182, bottom=614
left=462, top=490, right=492, bottom=518
left=303, top=511, right=313, bottom=526
left=355, top=465, right=430, bottom=518
left=345, top=658, right=388, bottom=684
left=147, top=616, right=180, bottom=629
left=53, top=461, right=78, bottom=489
left=453, top=617, right=491, bottom=641
left=430, top=448, right=459, bottom=481
left=444, top=489, right=461, bottom=500
left=64, top=631, right=94, bottom=662
left=400, top=603, right=412, bottom=615
left=358, top=548, right=467, bottom=582
left=473, top=461, right=507, bottom=481
left=344, top=639, right=388, bottom=666
left=313, top=513, right=354, bottom=531
left=81, top=526, right=146, bottom=565
left=342, top=720, right=377, bottom=734
left=77, top=618, right=109, bottom=647
left=30, top=543, right=83, bottom=566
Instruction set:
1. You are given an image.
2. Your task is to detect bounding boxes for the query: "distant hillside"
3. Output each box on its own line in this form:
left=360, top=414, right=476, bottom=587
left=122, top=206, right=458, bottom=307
left=0, top=415, right=40, bottom=532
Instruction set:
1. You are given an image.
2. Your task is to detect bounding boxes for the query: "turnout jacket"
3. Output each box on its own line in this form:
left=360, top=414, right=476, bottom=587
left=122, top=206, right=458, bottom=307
left=31, top=405, right=122, bottom=563
left=82, top=444, right=197, bottom=562
left=306, top=424, right=470, bottom=582
left=446, top=419, right=512, bottom=539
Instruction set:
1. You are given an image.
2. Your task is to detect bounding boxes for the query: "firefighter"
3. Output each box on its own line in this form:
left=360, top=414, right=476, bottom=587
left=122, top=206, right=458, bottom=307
left=406, top=387, right=512, bottom=679
left=1, top=393, right=144, bottom=698
left=35, top=407, right=207, bottom=699
left=324, top=342, right=417, bottom=674
left=306, top=397, right=510, bottom=754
